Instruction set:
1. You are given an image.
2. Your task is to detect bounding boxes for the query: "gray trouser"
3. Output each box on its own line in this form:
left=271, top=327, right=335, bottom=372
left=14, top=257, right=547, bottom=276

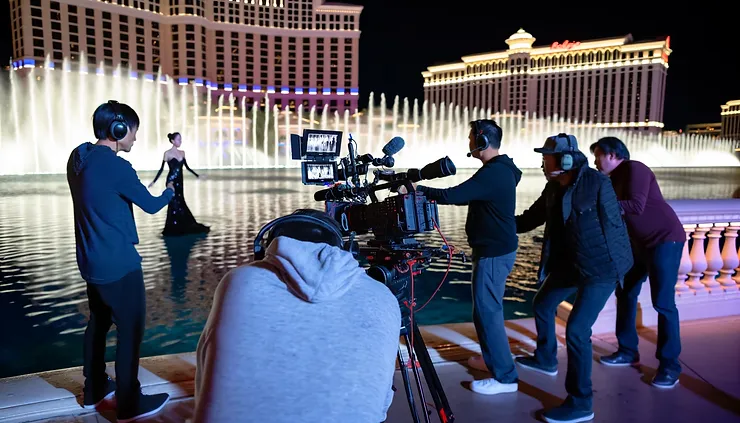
left=471, top=251, right=518, bottom=383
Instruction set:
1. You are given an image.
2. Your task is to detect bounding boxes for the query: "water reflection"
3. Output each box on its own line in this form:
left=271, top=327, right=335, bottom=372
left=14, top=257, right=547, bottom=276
left=0, top=167, right=738, bottom=377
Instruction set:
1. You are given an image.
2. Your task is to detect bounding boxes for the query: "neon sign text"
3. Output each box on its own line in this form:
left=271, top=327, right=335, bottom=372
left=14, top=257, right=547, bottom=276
left=551, top=40, right=581, bottom=50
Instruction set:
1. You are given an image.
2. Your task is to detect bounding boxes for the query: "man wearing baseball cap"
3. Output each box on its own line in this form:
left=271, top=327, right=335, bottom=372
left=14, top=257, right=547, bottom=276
left=514, top=133, right=633, bottom=423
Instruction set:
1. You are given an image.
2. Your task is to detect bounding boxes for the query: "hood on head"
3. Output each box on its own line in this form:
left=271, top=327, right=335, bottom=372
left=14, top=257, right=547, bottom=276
left=262, top=236, right=366, bottom=303
left=72, top=142, right=111, bottom=175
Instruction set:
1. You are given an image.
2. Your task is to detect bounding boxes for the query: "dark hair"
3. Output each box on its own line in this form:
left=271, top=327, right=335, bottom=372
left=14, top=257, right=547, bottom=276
left=92, top=101, right=140, bottom=140
left=589, top=136, right=630, bottom=160
left=167, top=132, right=181, bottom=143
left=469, top=119, right=503, bottom=149
left=265, top=209, right=343, bottom=249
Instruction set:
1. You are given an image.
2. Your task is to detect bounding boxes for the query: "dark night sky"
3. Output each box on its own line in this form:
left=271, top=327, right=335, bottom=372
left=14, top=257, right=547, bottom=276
left=2, top=0, right=736, bottom=130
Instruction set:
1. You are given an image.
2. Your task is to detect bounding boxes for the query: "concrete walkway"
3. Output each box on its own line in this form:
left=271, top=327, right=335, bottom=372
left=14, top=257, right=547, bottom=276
left=2, top=316, right=739, bottom=423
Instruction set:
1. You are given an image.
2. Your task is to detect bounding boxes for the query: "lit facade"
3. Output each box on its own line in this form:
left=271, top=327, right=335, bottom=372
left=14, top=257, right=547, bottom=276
left=685, top=123, right=722, bottom=138
left=721, top=100, right=740, bottom=141
left=8, top=0, right=362, bottom=112
left=422, top=29, right=672, bottom=132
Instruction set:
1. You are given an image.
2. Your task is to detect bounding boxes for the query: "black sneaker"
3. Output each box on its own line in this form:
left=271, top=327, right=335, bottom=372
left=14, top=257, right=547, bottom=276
left=599, top=351, right=639, bottom=367
left=515, top=356, right=558, bottom=376
left=651, top=370, right=680, bottom=389
left=117, top=393, right=170, bottom=422
left=83, top=377, right=116, bottom=409
left=543, top=402, right=594, bottom=423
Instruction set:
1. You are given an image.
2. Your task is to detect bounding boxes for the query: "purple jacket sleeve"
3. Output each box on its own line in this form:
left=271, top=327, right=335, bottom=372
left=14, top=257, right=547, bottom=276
left=618, top=162, right=651, bottom=216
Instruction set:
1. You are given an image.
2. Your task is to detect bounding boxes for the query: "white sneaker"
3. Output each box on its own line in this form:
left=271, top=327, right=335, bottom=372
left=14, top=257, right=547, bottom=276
left=470, top=378, right=518, bottom=395
left=467, top=356, right=489, bottom=372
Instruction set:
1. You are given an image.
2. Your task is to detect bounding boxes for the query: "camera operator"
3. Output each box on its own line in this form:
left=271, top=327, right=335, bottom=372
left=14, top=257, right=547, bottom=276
left=399, top=119, right=523, bottom=396
left=514, top=134, right=633, bottom=423
left=194, top=209, right=401, bottom=423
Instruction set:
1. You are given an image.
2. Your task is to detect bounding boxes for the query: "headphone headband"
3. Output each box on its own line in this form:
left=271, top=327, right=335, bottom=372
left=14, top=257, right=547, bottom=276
left=252, top=214, right=351, bottom=261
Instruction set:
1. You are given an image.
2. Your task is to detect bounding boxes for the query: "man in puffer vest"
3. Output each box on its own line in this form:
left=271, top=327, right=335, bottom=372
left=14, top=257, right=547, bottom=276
left=514, top=134, right=633, bottom=423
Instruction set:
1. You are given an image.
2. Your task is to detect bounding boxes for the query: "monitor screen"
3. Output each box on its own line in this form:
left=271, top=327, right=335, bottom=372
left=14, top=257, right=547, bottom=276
left=302, top=161, right=337, bottom=185
left=301, top=130, right=342, bottom=157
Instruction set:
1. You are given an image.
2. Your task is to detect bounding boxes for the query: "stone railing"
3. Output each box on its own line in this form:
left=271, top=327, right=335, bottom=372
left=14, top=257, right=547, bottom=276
left=560, top=199, right=740, bottom=333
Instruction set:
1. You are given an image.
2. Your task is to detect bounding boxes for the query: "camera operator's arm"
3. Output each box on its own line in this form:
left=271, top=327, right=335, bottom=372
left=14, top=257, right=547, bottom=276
left=116, top=161, right=175, bottom=214
left=416, top=168, right=508, bottom=205
left=515, top=191, right=547, bottom=233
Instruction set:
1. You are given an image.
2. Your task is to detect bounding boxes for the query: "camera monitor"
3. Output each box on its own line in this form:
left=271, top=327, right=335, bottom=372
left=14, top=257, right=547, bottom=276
left=302, top=129, right=342, bottom=158
left=302, top=161, right=338, bottom=185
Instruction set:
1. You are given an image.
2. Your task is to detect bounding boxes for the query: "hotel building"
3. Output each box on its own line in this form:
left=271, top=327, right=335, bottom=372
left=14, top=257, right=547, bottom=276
left=686, top=123, right=722, bottom=138
left=7, top=0, right=363, bottom=112
left=422, top=29, right=672, bottom=132
left=721, top=100, right=740, bottom=141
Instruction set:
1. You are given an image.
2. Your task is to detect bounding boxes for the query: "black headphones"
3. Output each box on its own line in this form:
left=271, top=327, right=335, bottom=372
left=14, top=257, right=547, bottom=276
left=473, top=120, right=490, bottom=151
left=557, top=133, right=575, bottom=171
left=107, top=100, right=129, bottom=141
left=252, top=213, right=357, bottom=261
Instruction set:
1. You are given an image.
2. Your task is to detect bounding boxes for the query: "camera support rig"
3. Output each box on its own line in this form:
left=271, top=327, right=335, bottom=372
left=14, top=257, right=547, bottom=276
left=362, top=228, right=465, bottom=423
left=294, top=130, right=465, bottom=423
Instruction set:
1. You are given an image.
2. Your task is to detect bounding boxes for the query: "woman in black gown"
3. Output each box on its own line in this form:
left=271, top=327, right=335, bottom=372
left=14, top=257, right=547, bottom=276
left=149, top=132, right=210, bottom=236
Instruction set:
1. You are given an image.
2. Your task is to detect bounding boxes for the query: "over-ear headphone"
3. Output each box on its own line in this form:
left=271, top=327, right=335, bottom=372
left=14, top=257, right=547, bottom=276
left=557, top=133, right=574, bottom=171
left=473, top=120, right=490, bottom=151
left=107, top=100, right=129, bottom=141
left=252, top=213, right=357, bottom=261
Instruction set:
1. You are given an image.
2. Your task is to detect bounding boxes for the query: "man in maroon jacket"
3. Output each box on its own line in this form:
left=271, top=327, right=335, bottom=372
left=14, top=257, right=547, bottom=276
left=590, top=137, right=685, bottom=389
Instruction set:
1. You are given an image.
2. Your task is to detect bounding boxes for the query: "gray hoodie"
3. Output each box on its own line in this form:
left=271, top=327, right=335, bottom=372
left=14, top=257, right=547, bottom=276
left=194, top=236, right=401, bottom=423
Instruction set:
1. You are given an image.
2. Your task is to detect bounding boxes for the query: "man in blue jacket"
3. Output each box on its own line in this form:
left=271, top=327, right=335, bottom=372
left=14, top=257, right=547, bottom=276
left=400, top=119, right=523, bottom=396
left=67, top=100, right=174, bottom=422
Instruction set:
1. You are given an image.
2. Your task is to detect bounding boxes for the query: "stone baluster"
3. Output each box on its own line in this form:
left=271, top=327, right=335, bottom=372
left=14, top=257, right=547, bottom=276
left=734, top=229, right=740, bottom=289
left=703, top=223, right=726, bottom=293
left=686, top=224, right=711, bottom=295
left=676, top=225, right=694, bottom=295
left=718, top=223, right=740, bottom=293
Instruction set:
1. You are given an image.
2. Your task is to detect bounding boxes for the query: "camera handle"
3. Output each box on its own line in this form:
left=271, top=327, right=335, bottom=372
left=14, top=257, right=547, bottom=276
left=366, top=180, right=416, bottom=203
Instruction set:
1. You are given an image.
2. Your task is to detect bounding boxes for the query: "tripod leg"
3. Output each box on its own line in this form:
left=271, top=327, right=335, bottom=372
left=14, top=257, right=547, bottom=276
left=404, top=330, right=433, bottom=423
left=398, top=346, right=422, bottom=423
left=412, top=322, right=455, bottom=423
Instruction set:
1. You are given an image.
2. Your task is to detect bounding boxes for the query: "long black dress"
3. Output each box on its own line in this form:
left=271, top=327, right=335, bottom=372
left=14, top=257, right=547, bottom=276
left=151, top=158, right=210, bottom=236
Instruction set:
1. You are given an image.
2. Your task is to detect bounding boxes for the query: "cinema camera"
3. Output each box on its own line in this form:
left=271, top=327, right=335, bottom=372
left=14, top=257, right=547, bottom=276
left=291, top=129, right=464, bottom=423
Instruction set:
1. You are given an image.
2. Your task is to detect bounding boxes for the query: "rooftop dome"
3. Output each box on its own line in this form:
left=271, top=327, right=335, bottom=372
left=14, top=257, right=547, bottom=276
left=505, top=28, right=536, bottom=50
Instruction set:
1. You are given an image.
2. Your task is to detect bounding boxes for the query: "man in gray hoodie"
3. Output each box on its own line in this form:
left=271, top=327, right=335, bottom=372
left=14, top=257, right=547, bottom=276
left=194, top=209, right=402, bottom=423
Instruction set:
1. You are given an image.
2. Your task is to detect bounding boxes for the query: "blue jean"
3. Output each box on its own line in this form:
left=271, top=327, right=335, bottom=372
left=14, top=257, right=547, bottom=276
left=616, top=241, right=684, bottom=375
left=471, top=251, right=517, bottom=384
left=532, top=274, right=616, bottom=411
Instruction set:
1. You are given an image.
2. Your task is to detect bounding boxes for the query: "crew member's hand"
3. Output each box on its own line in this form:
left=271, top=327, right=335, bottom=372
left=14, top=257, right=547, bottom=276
left=166, top=181, right=175, bottom=192
left=397, top=183, right=416, bottom=195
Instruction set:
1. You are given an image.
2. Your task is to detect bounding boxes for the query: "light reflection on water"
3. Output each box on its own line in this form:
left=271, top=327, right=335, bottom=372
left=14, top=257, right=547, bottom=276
left=0, top=167, right=738, bottom=378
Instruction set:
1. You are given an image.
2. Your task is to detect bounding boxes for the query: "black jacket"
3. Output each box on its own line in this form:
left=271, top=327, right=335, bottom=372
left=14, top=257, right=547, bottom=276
left=417, top=154, right=522, bottom=259
left=516, top=165, right=633, bottom=285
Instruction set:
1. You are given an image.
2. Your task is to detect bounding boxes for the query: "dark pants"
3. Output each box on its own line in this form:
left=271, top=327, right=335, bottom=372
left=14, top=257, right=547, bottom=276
left=83, top=269, right=146, bottom=411
left=533, top=274, right=616, bottom=410
left=616, top=241, right=684, bottom=375
left=472, top=251, right=518, bottom=384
